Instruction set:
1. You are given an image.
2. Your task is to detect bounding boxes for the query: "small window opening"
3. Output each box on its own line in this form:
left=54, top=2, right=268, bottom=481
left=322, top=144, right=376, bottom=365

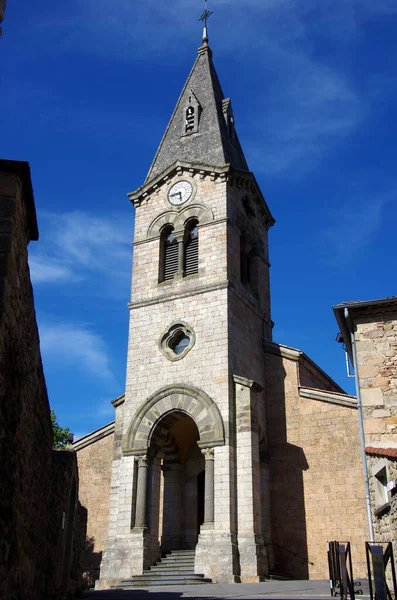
left=374, top=466, right=389, bottom=512
left=171, top=333, right=191, bottom=355
left=185, top=106, right=195, bottom=133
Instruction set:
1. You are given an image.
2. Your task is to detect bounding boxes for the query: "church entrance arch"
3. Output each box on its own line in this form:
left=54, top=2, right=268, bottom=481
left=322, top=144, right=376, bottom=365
left=123, top=385, right=225, bottom=553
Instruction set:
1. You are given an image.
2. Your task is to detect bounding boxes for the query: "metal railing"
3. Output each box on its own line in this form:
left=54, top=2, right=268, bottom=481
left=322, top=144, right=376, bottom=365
left=327, top=541, right=360, bottom=599
left=365, top=542, right=397, bottom=600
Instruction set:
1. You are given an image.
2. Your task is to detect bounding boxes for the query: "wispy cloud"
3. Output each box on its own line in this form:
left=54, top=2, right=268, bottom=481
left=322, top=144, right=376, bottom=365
left=30, top=210, right=132, bottom=291
left=39, top=320, right=114, bottom=381
left=29, top=256, right=78, bottom=284
left=319, top=190, right=394, bottom=264
left=18, top=0, right=397, bottom=175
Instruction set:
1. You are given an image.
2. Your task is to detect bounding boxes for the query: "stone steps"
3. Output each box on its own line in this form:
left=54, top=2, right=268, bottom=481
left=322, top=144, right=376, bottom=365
left=117, top=549, right=212, bottom=588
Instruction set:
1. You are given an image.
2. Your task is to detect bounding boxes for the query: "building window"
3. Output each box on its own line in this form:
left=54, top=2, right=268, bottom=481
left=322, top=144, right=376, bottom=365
left=184, top=220, right=199, bottom=276
left=159, top=321, right=196, bottom=362
left=185, top=106, right=195, bottom=133
left=159, top=226, right=178, bottom=282
left=372, top=459, right=391, bottom=515
left=170, top=332, right=191, bottom=355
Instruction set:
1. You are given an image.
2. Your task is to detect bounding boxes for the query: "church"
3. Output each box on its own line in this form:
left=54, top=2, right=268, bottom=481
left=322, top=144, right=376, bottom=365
left=74, top=24, right=369, bottom=588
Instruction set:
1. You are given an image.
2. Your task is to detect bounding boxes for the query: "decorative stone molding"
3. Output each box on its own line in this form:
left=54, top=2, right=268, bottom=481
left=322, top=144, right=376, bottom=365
left=158, top=320, right=196, bottom=362
left=128, top=160, right=230, bottom=206
left=201, top=447, right=215, bottom=461
left=147, top=202, right=213, bottom=239
left=123, top=384, right=225, bottom=455
left=137, top=454, right=148, bottom=468
left=299, top=386, right=357, bottom=408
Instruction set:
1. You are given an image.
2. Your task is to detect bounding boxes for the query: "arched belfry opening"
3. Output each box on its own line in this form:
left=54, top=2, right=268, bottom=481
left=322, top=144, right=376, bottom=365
left=147, top=411, right=205, bottom=553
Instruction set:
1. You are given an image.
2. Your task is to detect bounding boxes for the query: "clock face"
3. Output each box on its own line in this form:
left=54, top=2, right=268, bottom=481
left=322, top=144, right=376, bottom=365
left=168, top=180, right=193, bottom=206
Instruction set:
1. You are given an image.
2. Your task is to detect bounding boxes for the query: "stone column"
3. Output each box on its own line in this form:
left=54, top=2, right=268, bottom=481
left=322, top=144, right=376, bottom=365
left=134, top=454, right=148, bottom=529
left=233, top=375, right=268, bottom=582
left=175, top=233, right=185, bottom=280
left=202, top=448, right=215, bottom=526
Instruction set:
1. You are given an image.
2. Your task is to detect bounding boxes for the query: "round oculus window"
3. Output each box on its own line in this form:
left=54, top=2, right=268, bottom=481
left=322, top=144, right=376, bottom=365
left=159, top=321, right=196, bottom=362
left=170, top=333, right=191, bottom=355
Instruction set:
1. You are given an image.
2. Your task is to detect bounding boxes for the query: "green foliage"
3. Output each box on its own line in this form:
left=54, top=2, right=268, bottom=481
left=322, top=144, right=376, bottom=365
left=51, top=410, right=71, bottom=449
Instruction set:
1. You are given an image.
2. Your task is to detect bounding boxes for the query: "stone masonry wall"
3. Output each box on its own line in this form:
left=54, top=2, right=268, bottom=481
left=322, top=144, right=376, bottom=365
left=0, top=164, right=56, bottom=600
left=76, top=431, right=114, bottom=586
left=354, top=313, right=397, bottom=444
left=0, top=162, right=86, bottom=599
left=265, top=349, right=367, bottom=579
left=367, top=454, right=397, bottom=543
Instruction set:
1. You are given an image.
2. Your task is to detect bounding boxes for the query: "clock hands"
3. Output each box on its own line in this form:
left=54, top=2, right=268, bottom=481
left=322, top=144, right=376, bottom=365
left=170, top=191, right=183, bottom=202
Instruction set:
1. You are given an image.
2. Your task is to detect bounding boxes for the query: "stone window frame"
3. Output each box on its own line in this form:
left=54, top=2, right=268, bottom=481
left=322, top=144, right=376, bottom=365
left=158, top=320, right=196, bottom=362
left=372, top=458, right=391, bottom=515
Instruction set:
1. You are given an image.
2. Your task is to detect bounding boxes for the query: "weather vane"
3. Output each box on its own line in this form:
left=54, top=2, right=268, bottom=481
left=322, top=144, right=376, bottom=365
left=199, top=0, right=213, bottom=43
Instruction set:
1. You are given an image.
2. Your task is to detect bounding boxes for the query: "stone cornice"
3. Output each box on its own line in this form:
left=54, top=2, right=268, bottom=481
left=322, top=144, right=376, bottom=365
left=299, top=387, right=357, bottom=409
left=233, top=374, right=263, bottom=392
left=128, top=160, right=275, bottom=228
left=112, top=394, right=125, bottom=408
left=72, top=421, right=115, bottom=451
left=264, top=340, right=301, bottom=361
left=129, top=280, right=229, bottom=310
left=128, top=161, right=229, bottom=206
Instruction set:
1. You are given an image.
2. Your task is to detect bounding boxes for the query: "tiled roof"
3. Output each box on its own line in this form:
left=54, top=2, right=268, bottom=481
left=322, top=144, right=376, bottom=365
left=366, top=447, right=397, bottom=458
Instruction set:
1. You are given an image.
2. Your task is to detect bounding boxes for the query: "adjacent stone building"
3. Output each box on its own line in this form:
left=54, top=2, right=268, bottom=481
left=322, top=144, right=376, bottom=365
left=334, top=298, right=397, bottom=553
left=0, top=160, right=86, bottom=600
left=74, top=33, right=370, bottom=587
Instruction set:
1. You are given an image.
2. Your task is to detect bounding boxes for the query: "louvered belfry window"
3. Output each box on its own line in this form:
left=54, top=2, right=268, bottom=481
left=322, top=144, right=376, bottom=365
left=161, top=227, right=178, bottom=282
left=184, top=220, right=199, bottom=276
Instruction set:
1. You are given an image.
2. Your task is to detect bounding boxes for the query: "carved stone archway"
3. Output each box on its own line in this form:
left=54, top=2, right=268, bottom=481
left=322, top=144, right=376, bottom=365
left=122, top=384, right=225, bottom=455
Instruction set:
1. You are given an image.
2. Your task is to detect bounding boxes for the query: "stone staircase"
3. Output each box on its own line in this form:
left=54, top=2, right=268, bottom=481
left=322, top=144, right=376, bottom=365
left=118, top=549, right=212, bottom=587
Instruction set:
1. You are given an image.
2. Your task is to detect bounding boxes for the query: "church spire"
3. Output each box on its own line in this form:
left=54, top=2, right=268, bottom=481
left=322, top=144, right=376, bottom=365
left=145, top=13, right=249, bottom=184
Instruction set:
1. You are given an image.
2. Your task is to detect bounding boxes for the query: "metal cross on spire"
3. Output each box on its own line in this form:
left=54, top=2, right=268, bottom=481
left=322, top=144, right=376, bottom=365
left=199, top=0, right=213, bottom=44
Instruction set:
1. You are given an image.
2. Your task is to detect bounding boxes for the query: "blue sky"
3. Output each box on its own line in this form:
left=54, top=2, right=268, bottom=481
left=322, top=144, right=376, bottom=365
left=1, top=0, right=397, bottom=438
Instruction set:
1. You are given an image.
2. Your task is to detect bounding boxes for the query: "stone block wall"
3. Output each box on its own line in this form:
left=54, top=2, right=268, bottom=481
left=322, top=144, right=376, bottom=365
left=367, top=453, right=397, bottom=542
left=0, top=161, right=86, bottom=599
left=354, top=313, right=397, bottom=444
left=265, top=345, right=367, bottom=579
left=75, top=429, right=115, bottom=586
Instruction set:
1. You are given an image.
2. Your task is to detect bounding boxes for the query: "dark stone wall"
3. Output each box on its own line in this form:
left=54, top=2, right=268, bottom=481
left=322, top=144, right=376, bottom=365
left=0, top=161, right=86, bottom=599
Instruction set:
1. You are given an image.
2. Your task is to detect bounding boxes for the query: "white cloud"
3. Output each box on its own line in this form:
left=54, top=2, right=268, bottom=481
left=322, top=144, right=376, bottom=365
left=29, top=256, right=77, bottom=284
left=320, top=192, right=393, bottom=264
left=30, top=210, right=132, bottom=289
left=39, top=321, right=114, bottom=381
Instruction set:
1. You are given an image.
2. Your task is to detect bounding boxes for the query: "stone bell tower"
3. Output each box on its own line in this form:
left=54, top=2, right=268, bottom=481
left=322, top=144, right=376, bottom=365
left=97, top=26, right=275, bottom=588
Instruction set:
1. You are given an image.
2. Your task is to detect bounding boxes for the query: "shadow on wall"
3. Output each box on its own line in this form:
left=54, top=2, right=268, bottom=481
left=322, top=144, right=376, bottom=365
left=83, top=536, right=103, bottom=590
left=265, top=352, right=310, bottom=579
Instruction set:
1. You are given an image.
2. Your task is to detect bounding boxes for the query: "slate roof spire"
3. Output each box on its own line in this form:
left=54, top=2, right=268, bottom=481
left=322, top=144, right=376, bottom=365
left=145, top=23, right=249, bottom=183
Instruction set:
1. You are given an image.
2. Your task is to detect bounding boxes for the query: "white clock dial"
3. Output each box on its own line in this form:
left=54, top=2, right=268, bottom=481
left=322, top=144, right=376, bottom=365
left=168, top=180, right=193, bottom=206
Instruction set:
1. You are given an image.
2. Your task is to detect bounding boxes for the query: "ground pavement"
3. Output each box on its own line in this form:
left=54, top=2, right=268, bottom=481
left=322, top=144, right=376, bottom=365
left=83, top=579, right=369, bottom=600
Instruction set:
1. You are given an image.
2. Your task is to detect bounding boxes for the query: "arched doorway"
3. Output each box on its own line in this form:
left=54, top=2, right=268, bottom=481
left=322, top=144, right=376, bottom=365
left=147, top=411, right=205, bottom=553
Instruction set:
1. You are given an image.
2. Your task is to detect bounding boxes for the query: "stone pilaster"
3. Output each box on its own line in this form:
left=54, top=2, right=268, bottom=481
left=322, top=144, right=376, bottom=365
left=233, top=375, right=268, bottom=582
